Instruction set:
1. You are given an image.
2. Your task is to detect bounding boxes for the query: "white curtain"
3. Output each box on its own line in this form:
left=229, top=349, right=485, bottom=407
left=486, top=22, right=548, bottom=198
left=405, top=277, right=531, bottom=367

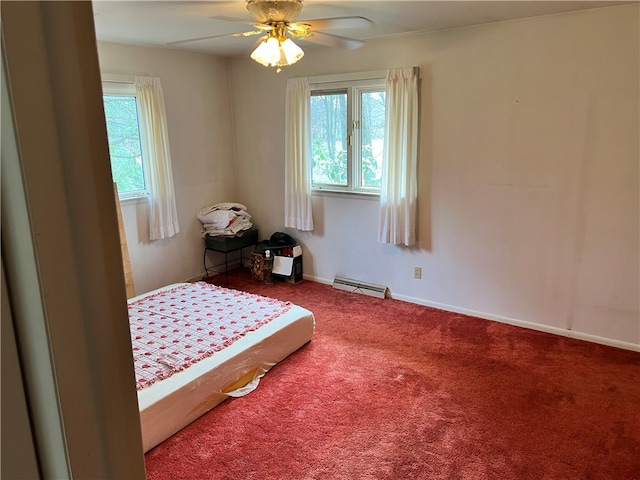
left=378, top=67, right=419, bottom=246
left=135, top=76, right=179, bottom=240
left=284, top=77, right=314, bottom=231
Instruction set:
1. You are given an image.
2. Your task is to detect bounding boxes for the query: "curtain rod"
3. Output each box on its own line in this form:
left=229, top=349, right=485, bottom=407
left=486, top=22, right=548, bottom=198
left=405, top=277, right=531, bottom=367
left=308, top=66, right=419, bottom=84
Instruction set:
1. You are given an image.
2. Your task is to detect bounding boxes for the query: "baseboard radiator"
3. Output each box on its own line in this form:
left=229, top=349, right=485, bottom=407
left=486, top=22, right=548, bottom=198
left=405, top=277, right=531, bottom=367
left=332, top=276, right=389, bottom=299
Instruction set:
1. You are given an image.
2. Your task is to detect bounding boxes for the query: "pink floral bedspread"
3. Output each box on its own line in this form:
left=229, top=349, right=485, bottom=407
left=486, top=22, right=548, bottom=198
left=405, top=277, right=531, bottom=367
left=129, top=282, right=292, bottom=390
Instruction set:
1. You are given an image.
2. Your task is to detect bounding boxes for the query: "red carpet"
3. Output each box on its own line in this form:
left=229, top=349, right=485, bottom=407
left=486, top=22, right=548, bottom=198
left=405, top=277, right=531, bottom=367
left=145, top=269, right=640, bottom=479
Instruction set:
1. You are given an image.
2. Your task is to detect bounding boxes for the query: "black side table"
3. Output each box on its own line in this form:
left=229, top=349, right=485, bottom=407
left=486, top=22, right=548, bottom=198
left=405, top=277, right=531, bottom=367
left=203, top=228, right=259, bottom=284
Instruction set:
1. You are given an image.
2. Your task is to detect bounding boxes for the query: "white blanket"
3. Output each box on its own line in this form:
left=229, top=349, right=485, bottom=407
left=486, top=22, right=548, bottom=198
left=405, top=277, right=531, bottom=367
left=196, top=202, right=252, bottom=237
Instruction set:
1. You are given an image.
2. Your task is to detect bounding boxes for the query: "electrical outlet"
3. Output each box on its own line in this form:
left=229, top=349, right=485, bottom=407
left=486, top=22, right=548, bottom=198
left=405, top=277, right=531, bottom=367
left=414, top=266, right=422, bottom=279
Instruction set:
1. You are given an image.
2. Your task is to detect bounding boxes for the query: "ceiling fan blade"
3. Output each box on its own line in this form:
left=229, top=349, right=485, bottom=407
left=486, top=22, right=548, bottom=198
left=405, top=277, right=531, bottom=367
left=212, top=16, right=274, bottom=31
left=302, top=31, right=365, bottom=50
left=167, top=30, right=261, bottom=46
left=210, top=15, right=273, bottom=32
left=293, top=16, right=374, bottom=32
left=210, top=15, right=256, bottom=25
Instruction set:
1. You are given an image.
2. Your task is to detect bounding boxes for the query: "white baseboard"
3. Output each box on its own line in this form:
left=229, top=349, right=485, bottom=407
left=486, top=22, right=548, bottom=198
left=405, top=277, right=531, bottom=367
left=307, top=274, right=332, bottom=285
left=304, top=274, right=639, bottom=352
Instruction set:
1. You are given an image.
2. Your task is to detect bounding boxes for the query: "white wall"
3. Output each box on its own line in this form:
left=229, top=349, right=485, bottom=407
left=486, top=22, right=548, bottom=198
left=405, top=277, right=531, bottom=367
left=97, top=42, right=238, bottom=295
left=229, top=5, right=639, bottom=348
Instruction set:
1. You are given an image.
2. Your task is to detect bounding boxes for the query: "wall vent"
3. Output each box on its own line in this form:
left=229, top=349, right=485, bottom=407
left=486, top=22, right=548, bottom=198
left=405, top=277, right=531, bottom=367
left=332, top=276, right=389, bottom=299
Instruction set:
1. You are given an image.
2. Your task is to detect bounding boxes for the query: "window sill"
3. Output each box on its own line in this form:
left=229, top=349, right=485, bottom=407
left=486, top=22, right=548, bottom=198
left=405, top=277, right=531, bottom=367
left=119, top=194, right=149, bottom=206
left=311, top=189, right=379, bottom=201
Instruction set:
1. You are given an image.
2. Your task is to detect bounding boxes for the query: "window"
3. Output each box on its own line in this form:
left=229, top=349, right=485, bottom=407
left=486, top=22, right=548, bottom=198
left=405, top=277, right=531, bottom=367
left=102, top=81, right=147, bottom=200
left=102, top=75, right=179, bottom=239
left=285, top=68, right=418, bottom=241
left=310, top=76, right=385, bottom=194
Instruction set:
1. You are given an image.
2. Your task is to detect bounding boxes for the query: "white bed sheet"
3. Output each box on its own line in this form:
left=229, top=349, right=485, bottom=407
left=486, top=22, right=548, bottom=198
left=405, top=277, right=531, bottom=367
left=130, top=283, right=315, bottom=452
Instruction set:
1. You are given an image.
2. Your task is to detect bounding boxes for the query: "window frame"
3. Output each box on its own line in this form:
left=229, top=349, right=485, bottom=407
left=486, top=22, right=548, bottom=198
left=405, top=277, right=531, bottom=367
left=101, top=77, right=149, bottom=203
left=309, top=71, right=386, bottom=196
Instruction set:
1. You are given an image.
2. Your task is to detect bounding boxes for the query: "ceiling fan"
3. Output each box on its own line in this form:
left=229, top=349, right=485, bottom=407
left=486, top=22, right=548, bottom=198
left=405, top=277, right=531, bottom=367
left=167, top=0, right=373, bottom=71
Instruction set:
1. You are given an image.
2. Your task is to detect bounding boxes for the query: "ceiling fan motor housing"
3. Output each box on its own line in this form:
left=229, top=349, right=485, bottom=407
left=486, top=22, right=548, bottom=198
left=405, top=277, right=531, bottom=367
left=247, top=0, right=303, bottom=24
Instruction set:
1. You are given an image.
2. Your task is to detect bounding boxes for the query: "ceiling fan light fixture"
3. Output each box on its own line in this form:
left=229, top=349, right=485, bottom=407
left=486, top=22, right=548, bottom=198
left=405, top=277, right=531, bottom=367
left=250, top=29, right=304, bottom=71
left=250, top=35, right=281, bottom=67
left=280, top=37, right=304, bottom=64
left=246, top=0, right=303, bottom=24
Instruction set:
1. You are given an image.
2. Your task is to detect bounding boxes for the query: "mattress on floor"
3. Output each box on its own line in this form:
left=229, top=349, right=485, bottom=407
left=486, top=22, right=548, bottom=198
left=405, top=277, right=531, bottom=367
left=130, top=283, right=315, bottom=452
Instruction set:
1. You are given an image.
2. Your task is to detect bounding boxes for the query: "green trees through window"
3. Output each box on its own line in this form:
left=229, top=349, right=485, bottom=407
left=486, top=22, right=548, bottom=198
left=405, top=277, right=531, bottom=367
left=311, top=92, right=347, bottom=186
left=102, top=95, right=145, bottom=194
left=360, top=91, right=385, bottom=189
left=310, top=83, right=385, bottom=193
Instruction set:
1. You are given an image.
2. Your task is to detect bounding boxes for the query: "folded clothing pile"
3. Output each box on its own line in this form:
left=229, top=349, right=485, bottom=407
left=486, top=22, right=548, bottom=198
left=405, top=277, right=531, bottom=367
left=196, top=202, right=252, bottom=237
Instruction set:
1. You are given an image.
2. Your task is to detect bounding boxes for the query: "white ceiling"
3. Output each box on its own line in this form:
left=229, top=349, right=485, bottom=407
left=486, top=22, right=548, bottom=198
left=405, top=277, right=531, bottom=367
left=92, top=0, right=634, bottom=57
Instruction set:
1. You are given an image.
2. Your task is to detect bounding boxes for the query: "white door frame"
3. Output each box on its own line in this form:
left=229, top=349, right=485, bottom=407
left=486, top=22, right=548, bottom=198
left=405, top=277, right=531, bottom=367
left=1, top=2, right=146, bottom=478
